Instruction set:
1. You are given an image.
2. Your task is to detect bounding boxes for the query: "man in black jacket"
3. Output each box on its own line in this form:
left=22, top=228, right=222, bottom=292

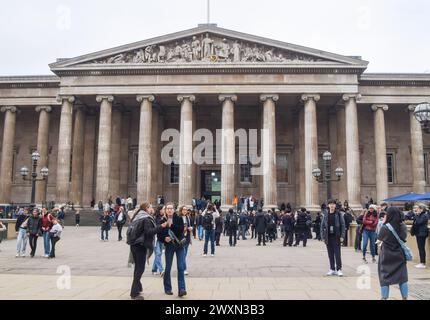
left=226, top=209, right=238, bottom=247
left=128, top=203, right=167, bottom=300
left=294, top=208, right=310, bottom=247
left=282, top=211, right=295, bottom=247
left=321, top=199, right=346, bottom=277
left=254, top=209, right=267, bottom=246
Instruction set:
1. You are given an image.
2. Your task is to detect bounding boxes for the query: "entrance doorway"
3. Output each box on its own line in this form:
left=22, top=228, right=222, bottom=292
left=200, top=170, right=221, bottom=203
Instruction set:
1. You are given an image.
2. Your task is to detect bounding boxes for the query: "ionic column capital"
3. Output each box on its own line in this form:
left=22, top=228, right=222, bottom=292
left=301, top=94, right=320, bottom=103
left=260, top=94, right=279, bottom=102
left=1, top=106, right=19, bottom=113
left=407, top=104, right=417, bottom=112
left=136, top=95, right=155, bottom=103
left=177, top=95, right=196, bottom=103
left=371, top=104, right=389, bottom=112
left=96, top=95, right=114, bottom=103
left=219, top=94, right=237, bottom=103
left=342, top=93, right=362, bottom=102
left=35, top=106, right=52, bottom=113
left=56, top=95, right=75, bottom=103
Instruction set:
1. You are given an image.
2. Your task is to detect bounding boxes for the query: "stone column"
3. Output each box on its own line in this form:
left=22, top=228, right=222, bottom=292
left=219, top=94, right=237, bottom=211
left=119, top=111, right=131, bottom=197
left=336, top=106, right=348, bottom=203
left=260, top=94, right=278, bottom=210
left=136, top=95, right=155, bottom=204
left=151, top=107, right=161, bottom=201
left=35, top=106, right=52, bottom=205
left=301, top=94, right=320, bottom=211
left=56, top=96, right=75, bottom=203
left=408, top=105, right=426, bottom=194
left=371, top=104, right=389, bottom=203
left=95, top=95, right=114, bottom=203
left=82, top=109, right=97, bottom=207
left=109, top=106, right=122, bottom=197
left=70, top=106, right=86, bottom=207
left=342, top=94, right=362, bottom=211
left=178, top=95, right=195, bottom=208
left=0, top=106, right=18, bottom=204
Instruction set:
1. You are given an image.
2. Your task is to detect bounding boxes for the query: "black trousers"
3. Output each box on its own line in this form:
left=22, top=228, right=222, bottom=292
left=355, top=229, right=362, bottom=251
left=294, top=232, right=307, bottom=246
left=50, top=236, right=60, bottom=258
left=215, top=231, right=221, bottom=245
left=251, top=226, right=256, bottom=239
left=229, top=229, right=237, bottom=246
left=417, top=236, right=428, bottom=264
left=257, top=232, right=266, bottom=245
left=283, top=231, right=294, bottom=246
left=130, top=244, right=147, bottom=298
left=117, top=224, right=123, bottom=240
left=342, top=230, right=349, bottom=247
left=326, top=235, right=342, bottom=271
left=29, top=235, right=38, bottom=256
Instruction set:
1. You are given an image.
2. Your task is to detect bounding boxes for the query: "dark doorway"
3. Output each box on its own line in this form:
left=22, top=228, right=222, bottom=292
left=200, top=170, right=221, bottom=203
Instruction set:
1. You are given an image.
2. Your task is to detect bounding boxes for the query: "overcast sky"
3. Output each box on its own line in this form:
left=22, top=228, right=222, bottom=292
left=1, top=0, right=429, bottom=75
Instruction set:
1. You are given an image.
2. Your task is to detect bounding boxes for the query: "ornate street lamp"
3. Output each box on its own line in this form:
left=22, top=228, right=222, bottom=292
left=20, top=151, right=49, bottom=208
left=312, top=151, right=344, bottom=200
left=414, top=102, right=430, bottom=134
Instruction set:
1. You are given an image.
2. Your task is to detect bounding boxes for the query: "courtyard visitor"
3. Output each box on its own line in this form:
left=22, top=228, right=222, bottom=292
left=41, top=208, right=54, bottom=258
left=152, top=206, right=166, bottom=276
left=15, top=209, right=28, bottom=257
left=179, top=206, right=193, bottom=275
left=115, top=206, right=126, bottom=241
left=0, top=222, right=6, bottom=251
left=100, top=210, right=111, bottom=241
left=27, top=208, right=42, bottom=258
left=254, top=209, right=267, bottom=246
left=362, top=205, right=379, bottom=263
left=227, top=208, right=238, bottom=247
left=411, top=203, right=429, bottom=269
left=48, top=217, right=63, bottom=259
left=202, top=203, right=220, bottom=257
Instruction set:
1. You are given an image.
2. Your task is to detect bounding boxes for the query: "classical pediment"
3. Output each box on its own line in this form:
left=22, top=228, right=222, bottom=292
left=50, top=24, right=368, bottom=72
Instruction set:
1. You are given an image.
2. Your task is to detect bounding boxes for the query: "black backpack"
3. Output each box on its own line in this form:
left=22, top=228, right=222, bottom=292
left=203, top=212, right=214, bottom=230
left=126, top=217, right=144, bottom=245
left=229, top=214, right=238, bottom=229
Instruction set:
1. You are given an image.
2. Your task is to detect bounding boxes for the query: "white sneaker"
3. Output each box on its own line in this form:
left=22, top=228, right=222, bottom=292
left=15, top=253, right=20, bottom=258
left=21, top=253, right=26, bottom=258
left=184, top=271, right=189, bottom=275
left=211, top=254, right=215, bottom=257
left=337, top=270, right=344, bottom=277
left=415, top=263, right=427, bottom=269
left=326, top=270, right=337, bottom=276
left=202, top=254, right=207, bottom=257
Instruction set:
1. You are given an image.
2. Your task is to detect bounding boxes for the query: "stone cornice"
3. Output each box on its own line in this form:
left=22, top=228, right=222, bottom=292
left=0, top=75, right=59, bottom=89
left=360, top=73, right=430, bottom=87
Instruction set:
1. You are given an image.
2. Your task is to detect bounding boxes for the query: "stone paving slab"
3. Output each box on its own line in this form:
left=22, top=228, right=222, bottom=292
left=0, top=226, right=429, bottom=300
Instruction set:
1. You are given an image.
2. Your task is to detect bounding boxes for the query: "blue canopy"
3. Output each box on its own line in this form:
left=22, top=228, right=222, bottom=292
left=383, top=193, right=430, bottom=202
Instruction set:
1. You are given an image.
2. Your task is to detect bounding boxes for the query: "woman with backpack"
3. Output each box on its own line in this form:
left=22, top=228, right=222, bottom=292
left=411, top=203, right=429, bottom=269
left=202, top=203, right=220, bottom=257
left=377, top=206, right=409, bottom=300
left=128, top=203, right=168, bottom=300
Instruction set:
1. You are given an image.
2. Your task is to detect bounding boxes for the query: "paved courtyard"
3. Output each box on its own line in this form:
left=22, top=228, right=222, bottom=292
left=0, top=226, right=429, bottom=300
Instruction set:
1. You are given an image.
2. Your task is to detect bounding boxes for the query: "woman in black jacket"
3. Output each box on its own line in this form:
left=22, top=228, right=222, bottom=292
left=412, top=204, right=429, bottom=269
left=128, top=203, right=167, bottom=300
left=27, top=209, right=42, bottom=258
left=377, top=207, right=408, bottom=300
left=161, top=202, right=187, bottom=297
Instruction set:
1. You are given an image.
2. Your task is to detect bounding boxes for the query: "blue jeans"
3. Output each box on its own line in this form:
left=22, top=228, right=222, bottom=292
left=43, top=231, right=51, bottom=255
left=16, top=228, right=28, bottom=255
left=381, top=282, right=408, bottom=299
left=204, top=229, right=215, bottom=255
left=198, top=225, right=204, bottom=240
left=239, top=225, right=247, bottom=239
left=163, top=244, right=186, bottom=293
left=362, top=229, right=376, bottom=258
left=101, top=229, right=109, bottom=240
left=152, top=240, right=164, bottom=273
left=184, top=244, right=189, bottom=271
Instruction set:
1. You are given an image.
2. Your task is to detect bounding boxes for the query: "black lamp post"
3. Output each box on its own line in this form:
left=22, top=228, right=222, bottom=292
left=413, top=102, right=430, bottom=134
left=312, top=151, right=344, bottom=201
left=20, top=151, right=49, bottom=208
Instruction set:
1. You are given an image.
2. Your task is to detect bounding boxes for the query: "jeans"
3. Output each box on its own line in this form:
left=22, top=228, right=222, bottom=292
left=43, top=231, right=51, bottom=256
left=152, top=240, right=164, bottom=273
left=164, top=244, right=186, bottom=293
left=49, top=236, right=60, bottom=258
left=229, top=229, right=237, bottom=246
left=381, top=282, right=408, bottom=299
left=183, top=244, right=189, bottom=271
left=16, top=228, right=28, bottom=255
left=101, top=229, right=109, bottom=240
left=416, top=236, right=427, bottom=264
left=362, top=229, right=376, bottom=258
left=130, top=244, right=147, bottom=298
left=29, top=234, right=38, bottom=257
left=198, top=225, right=204, bottom=240
left=326, top=235, right=342, bottom=271
left=239, top=225, right=247, bottom=240
left=204, top=229, right=215, bottom=254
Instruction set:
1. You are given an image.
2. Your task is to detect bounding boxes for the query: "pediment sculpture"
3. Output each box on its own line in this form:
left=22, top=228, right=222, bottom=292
left=88, top=33, right=327, bottom=64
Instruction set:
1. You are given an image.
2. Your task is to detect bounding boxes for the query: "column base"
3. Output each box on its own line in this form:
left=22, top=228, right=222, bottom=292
left=220, top=205, right=234, bottom=213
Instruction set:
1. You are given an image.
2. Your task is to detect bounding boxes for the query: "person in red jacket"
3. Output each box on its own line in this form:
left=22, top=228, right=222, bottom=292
left=41, top=208, right=54, bottom=258
left=362, top=205, right=379, bottom=263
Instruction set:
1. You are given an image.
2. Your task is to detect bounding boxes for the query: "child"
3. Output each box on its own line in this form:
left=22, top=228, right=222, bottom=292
left=49, top=218, right=63, bottom=259
left=100, top=211, right=111, bottom=241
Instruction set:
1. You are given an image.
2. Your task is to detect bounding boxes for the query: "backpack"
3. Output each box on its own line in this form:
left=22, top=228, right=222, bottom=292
left=229, top=214, right=238, bottom=229
left=203, top=212, right=214, bottom=230
left=126, top=217, right=144, bottom=245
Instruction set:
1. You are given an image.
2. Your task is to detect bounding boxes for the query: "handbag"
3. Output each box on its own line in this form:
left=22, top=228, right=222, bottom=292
left=168, top=229, right=187, bottom=248
left=386, top=223, right=413, bottom=261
